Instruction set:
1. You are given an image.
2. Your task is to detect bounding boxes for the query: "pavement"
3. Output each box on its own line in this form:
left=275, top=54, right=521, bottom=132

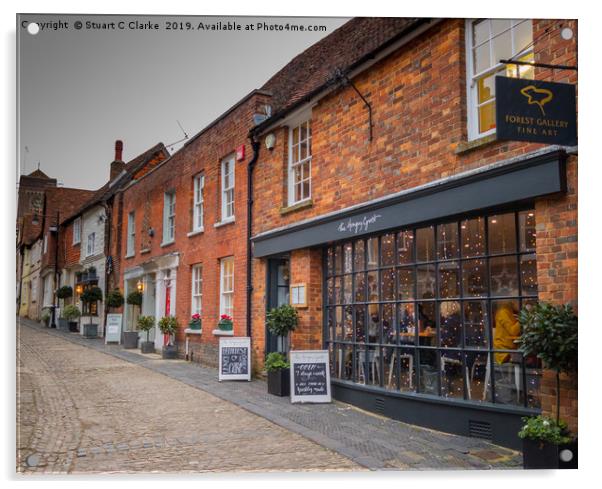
left=16, top=317, right=522, bottom=474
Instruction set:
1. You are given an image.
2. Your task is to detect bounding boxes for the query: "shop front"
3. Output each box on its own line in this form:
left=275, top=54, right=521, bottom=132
left=252, top=149, right=568, bottom=449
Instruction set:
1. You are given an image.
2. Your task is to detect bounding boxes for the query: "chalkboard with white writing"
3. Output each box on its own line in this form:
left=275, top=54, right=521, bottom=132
left=290, top=350, right=331, bottom=403
left=218, top=337, right=251, bottom=381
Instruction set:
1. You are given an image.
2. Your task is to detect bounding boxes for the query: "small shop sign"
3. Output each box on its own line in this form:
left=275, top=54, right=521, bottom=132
left=105, top=313, right=122, bottom=344
left=290, top=350, right=331, bottom=403
left=218, top=337, right=251, bottom=381
left=495, top=76, right=577, bottom=146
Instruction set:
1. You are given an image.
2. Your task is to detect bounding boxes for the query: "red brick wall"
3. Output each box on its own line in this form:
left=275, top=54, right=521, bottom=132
left=116, top=92, right=271, bottom=365
left=61, top=221, right=81, bottom=269
left=250, top=16, right=578, bottom=434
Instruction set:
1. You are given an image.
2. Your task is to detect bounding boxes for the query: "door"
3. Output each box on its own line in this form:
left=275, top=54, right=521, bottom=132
left=266, top=257, right=290, bottom=355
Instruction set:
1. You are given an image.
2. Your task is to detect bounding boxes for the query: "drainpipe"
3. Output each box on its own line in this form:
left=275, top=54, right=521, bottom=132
left=246, top=136, right=260, bottom=338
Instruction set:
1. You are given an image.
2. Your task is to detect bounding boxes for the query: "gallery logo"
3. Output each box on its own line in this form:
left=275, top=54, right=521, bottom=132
left=520, top=85, right=554, bottom=116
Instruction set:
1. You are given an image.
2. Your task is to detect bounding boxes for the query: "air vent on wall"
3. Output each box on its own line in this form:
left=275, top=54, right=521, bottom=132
left=374, top=397, right=385, bottom=414
left=469, top=420, right=492, bottom=441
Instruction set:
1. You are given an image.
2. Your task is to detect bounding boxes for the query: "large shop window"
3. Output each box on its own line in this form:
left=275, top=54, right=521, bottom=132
left=325, top=210, right=541, bottom=408
left=466, top=19, right=534, bottom=140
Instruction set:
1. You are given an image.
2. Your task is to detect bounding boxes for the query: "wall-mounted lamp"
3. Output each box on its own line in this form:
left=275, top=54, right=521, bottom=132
left=265, top=133, right=276, bottom=151
left=75, top=284, right=83, bottom=295
left=136, top=280, right=144, bottom=292
left=148, top=228, right=155, bottom=237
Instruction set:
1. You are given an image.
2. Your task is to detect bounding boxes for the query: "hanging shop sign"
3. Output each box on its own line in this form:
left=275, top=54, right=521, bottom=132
left=290, top=350, right=331, bottom=403
left=218, top=337, right=251, bottom=381
left=105, top=313, right=122, bottom=344
left=495, top=76, right=577, bottom=146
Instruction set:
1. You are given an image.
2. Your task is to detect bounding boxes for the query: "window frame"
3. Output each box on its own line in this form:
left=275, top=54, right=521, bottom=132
left=465, top=19, right=534, bottom=141
left=287, top=118, right=312, bottom=206
left=220, top=155, right=235, bottom=222
left=191, top=263, right=203, bottom=316
left=86, top=232, right=96, bottom=257
left=163, top=190, right=176, bottom=244
left=126, top=211, right=136, bottom=256
left=43, top=234, right=48, bottom=254
left=192, top=173, right=205, bottom=232
left=73, top=217, right=81, bottom=245
left=219, top=256, right=234, bottom=318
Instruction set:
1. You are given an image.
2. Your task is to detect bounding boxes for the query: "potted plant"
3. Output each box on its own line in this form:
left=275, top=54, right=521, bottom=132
left=106, top=289, right=125, bottom=310
left=517, top=302, right=578, bottom=469
left=41, top=309, right=51, bottom=327
left=217, top=314, right=233, bottom=331
left=158, top=316, right=179, bottom=359
left=124, top=290, right=143, bottom=349
left=80, top=286, right=103, bottom=338
left=188, top=313, right=202, bottom=330
left=56, top=286, right=74, bottom=330
left=266, top=304, right=299, bottom=353
left=265, top=352, right=291, bottom=397
left=138, top=315, right=156, bottom=354
left=63, top=304, right=81, bottom=332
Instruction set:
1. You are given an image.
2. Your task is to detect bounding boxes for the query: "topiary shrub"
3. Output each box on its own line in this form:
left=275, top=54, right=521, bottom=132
left=158, top=316, right=179, bottom=345
left=266, top=304, right=299, bottom=353
left=126, top=290, right=143, bottom=307
left=62, top=304, right=81, bottom=321
left=137, top=315, right=155, bottom=342
left=56, top=285, right=73, bottom=300
left=106, top=289, right=125, bottom=310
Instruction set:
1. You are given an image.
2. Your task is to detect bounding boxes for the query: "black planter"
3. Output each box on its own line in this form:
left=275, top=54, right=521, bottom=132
left=82, top=323, right=98, bottom=338
left=522, top=439, right=578, bottom=469
left=140, top=341, right=155, bottom=354
left=68, top=321, right=79, bottom=332
left=267, top=368, right=290, bottom=397
left=162, top=345, right=178, bottom=359
left=58, top=318, right=70, bottom=331
left=122, top=331, right=139, bottom=349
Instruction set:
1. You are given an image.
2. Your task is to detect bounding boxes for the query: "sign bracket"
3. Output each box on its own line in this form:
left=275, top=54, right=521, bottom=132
left=500, top=59, right=578, bottom=73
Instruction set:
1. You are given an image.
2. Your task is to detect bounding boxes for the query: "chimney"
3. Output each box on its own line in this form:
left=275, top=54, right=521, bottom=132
left=110, top=140, right=126, bottom=181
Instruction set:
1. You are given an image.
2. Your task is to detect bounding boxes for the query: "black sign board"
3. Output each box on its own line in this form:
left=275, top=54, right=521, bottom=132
left=218, top=337, right=251, bottom=381
left=495, top=76, right=577, bottom=146
left=290, top=350, right=331, bottom=403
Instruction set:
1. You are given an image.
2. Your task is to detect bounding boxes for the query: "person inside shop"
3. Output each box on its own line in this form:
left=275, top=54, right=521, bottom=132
left=493, top=301, right=521, bottom=364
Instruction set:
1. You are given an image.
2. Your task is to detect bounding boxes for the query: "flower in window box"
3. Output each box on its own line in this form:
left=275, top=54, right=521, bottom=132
left=189, top=313, right=202, bottom=330
left=218, top=314, right=233, bottom=331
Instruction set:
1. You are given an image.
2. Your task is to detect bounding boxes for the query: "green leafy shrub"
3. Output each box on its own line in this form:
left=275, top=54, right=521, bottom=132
left=137, top=315, right=155, bottom=342
left=106, top=289, right=125, bottom=309
left=126, top=290, right=143, bottom=307
left=56, top=285, right=73, bottom=299
left=80, top=286, right=103, bottom=304
left=62, top=305, right=81, bottom=321
left=158, top=316, right=178, bottom=343
left=519, top=415, right=572, bottom=445
left=265, top=352, right=290, bottom=372
left=266, top=304, right=299, bottom=337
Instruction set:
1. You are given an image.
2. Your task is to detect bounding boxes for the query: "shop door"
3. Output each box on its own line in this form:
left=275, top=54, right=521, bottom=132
left=266, top=258, right=290, bottom=355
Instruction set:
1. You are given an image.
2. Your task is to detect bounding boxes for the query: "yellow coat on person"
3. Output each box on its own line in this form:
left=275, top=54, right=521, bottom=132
left=493, top=304, right=521, bottom=364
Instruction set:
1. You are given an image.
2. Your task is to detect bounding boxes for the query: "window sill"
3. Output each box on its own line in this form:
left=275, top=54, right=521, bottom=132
left=214, top=218, right=235, bottom=229
left=124, top=253, right=135, bottom=259
left=160, top=240, right=175, bottom=248
left=187, top=228, right=204, bottom=237
left=184, top=328, right=202, bottom=335
left=455, top=134, right=498, bottom=155
left=212, top=329, right=234, bottom=336
left=280, top=199, right=313, bottom=216
left=140, top=248, right=151, bottom=255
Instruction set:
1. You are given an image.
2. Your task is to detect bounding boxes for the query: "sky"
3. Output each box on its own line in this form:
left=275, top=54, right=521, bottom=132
left=17, top=14, right=348, bottom=190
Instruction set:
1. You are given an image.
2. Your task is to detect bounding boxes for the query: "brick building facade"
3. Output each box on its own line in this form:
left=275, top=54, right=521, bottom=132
left=248, top=18, right=577, bottom=448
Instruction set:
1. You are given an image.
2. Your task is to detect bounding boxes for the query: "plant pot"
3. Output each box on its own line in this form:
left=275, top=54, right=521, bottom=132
left=188, top=322, right=202, bottom=330
left=68, top=321, right=79, bottom=332
left=82, top=323, right=98, bottom=338
left=58, top=318, right=70, bottom=331
left=267, top=368, right=290, bottom=397
left=140, top=341, right=155, bottom=354
left=522, top=439, right=578, bottom=469
left=218, top=320, right=233, bottom=331
left=122, top=331, right=139, bottom=349
left=162, top=344, right=178, bottom=359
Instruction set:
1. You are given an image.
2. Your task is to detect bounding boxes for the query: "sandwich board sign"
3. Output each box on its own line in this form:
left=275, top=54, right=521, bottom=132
left=218, top=337, right=251, bottom=381
left=290, top=350, right=331, bottom=403
left=105, top=313, right=122, bottom=344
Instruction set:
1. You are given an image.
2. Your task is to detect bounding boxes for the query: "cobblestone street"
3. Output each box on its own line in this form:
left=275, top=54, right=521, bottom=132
left=16, top=319, right=522, bottom=474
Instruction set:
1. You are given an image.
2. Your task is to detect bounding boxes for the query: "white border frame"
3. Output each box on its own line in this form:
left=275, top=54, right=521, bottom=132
left=218, top=336, right=251, bottom=381
left=290, top=349, right=332, bottom=403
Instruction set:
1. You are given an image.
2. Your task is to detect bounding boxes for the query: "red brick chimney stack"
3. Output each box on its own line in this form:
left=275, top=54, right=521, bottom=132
left=110, top=140, right=126, bottom=181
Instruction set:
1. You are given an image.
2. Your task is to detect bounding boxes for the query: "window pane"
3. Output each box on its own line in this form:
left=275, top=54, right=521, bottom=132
left=399, top=348, right=416, bottom=392
left=437, top=222, right=459, bottom=259
left=490, top=255, right=519, bottom=297
left=461, top=217, right=486, bottom=257
left=367, top=303, right=380, bottom=343
left=416, top=226, right=435, bottom=262
left=441, top=350, right=464, bottom=399
left=493, top=360, right=523, bottom=406
left=366, top=238, right=378, bottom=269
left=473, top=19, right=490, bottom=46
left=343, top=274, right=353, bottom=304
left=381, top=268, right=395, bottom=301
left=417, top=264, right=436, bottom=299
left=464, top=300, right=489, bottom=349
left=418, top=349, right=439, bottom=395
left=344, top=306, right=353, bottom=341
left=354, top=272, right=366, bottom=302
left=492, top=299, right=520, bottom=364
left=382, top=303, right=396, bottom=344
left=466, top=352, right=491, bottom=402
left=327, top=277, right=334, bottom=303
left=367, top=270, right=378, bottom=302
left=417, top=302, right=436, bottom=346
left=398, top=303, right=416, bottom=345
left=462, top=259, right=488, bottom=297
left=513, top=19, right=533, bottom=55
left=491, top=19, right=511, bottom=36
left=334, top=245, right=342, bottom=274
left=334, top=344, right=353, bottom=381
left=381, top=233, right=395, bottom=266
left=292, top=126, right=299, bottom=146
left=478, top=101, right=496, bottom=133
left=474, top=43, right=490, bottom=74
left=520, top=254, right=538, bottom=295
left=492, top=29, right=513, bottom=64
left=440, top=301, right=462, bottom=348
left=397, top=230, right=414, bottom=264
left=302, top=180, right=310, bottom=200
left=438, top=261, right=460, bottom=298
left=488, top=213, right=517, bottom=254
left=354, top=240, right=365, bottom=271
left=354, top=305, right=365, bottom=343
left=518, top=210, right=536, bottom=252
left=397, top=267, right=415, bottom=300
left=383, top=347, right=399, bottom=390
left=343, top=242, right=353, bottom=273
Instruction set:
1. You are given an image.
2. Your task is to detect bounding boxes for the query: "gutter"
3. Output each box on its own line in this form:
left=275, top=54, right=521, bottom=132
left=246, top=135, right=261, bottom=338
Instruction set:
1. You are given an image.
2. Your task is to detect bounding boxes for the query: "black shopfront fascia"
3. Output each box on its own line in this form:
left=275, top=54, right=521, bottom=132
left=252, top=150, right=568, bottom=449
